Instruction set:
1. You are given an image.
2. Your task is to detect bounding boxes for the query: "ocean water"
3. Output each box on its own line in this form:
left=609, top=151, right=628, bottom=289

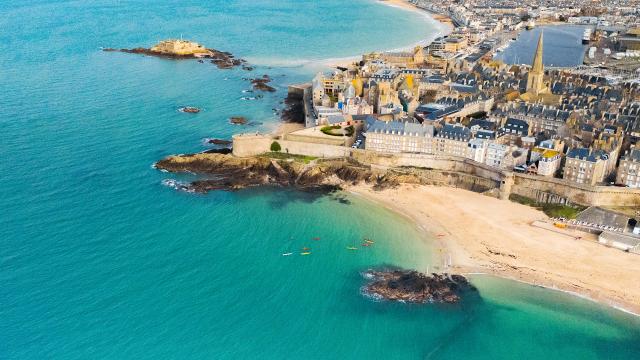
left=494, top=25, right=588, bottom=67
left=1, top=1, right=639, bottom=359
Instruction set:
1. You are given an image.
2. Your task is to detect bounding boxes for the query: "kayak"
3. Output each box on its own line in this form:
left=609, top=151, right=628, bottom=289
left=361, top=243, right=371, bottom=247
left=282, top=252, right=293, bottom=256
left=312, top=237, right=321, bottom=240
left=302, top=247, right=311, bottom=251
left=346, top=246, right=358, bottom=250
left=365, top=239, right=374, bottom=244
left=300, top=252, right=311, bottom=255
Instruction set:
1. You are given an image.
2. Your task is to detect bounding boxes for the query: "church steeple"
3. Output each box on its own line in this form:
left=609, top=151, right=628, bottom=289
left=532, top=31, right=544, bottom=73
left=526, top=32, right=545, bottom=95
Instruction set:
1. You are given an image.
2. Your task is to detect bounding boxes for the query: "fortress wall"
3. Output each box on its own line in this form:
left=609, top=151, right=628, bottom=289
left=233, top=135, right=640, bottom=207
left=392, top=167, right=501, bottom=194
left=278, top=140, right=350, bottom=158
left=232, top=135, right=273, bottom=157
left=511, top=174, right=640, bottom=207
left=351, top=151, right=506, bottom=182
left=287, top=83, right=311, bottom=99
left=284, top=133, right=347, bottom=146
left=232, top=134, right=349, bottom=158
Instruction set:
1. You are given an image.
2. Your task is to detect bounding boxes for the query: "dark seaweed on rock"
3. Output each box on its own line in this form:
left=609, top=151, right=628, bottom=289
left=362, top=270, right=475, bottom=304
left=250, top=76, right=276, bottom=92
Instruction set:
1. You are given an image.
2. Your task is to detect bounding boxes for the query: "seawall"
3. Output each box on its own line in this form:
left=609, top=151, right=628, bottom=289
left=232, top=134, right=640, bottom=207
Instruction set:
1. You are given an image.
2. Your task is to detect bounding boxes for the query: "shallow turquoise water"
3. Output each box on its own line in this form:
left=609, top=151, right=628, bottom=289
left=1, top=1, right=639, bottom=359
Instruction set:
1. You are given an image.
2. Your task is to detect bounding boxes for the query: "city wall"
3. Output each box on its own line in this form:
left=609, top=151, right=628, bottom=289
left=232, top=134, right=640, bottom=207
left=511, top=173, right=640, bottom=207
left=232, top=134, right=350, bottom=158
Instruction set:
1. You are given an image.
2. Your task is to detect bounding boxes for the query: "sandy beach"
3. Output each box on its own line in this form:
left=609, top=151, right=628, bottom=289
left=348, top=184, right=640, bottom=314
left=381, top=0, right=455, bottom=29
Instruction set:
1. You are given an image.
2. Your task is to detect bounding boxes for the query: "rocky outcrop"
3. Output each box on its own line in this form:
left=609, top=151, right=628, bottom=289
left=250, top=75, right=276, bottom=92
left=207, top=139, right=232, bottom=145
left=179, top=106, right=200, bottom=113
left=154, top=152, right=404, bottom=193
left=229, top=116, right=248, bottom=125
left=362, top=270, right=474, bottom=304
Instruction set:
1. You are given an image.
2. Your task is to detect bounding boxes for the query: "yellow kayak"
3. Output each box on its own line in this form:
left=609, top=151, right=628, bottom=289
left=300, top=252, right=311, bottom=255
left=365, top=239, right=374, bottom=244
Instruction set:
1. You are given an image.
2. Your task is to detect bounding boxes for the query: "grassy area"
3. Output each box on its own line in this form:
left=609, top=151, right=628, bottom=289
left=509, top=194, right=585, bottom=219
left=320, top=125, right=343, bottom=136
left=260, top=152, right=317, bottom=164
left=320, top=125, right=355, bottom=137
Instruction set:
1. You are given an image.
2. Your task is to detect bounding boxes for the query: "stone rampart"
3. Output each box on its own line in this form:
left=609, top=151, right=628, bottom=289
left=232, top=134, right=350, bottom=158
left=511, top=173, right=640, bottom=207
left=232, top=134, right=640, bottom=207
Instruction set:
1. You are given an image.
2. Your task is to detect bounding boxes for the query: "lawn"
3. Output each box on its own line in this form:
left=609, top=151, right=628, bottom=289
left=260, top=152, right=318, bottom=164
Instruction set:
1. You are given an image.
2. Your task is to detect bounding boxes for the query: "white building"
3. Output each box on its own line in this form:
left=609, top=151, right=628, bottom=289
left=467, top=138, right=487, bottom=163
left=485, top=142, right=507, bottom=168
left=530, top=147, right=562, bottom=177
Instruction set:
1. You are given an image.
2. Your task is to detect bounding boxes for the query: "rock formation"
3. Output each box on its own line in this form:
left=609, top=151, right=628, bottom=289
left=250, top=75, right=276, bottom=92
left=362, top=270, right=474, bottom=304
left=229, top=116, right=248, bottom=125
left=154, top=152, right=399, bottom=193
left=207, top=139, right=232, bottom=145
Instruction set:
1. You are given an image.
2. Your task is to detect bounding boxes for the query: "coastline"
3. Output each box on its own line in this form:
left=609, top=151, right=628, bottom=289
left=245, top=0, right=450, bottom=70
left=321, top=0, right=452, bottom=68
left=346, top=183, right=640, bottom=315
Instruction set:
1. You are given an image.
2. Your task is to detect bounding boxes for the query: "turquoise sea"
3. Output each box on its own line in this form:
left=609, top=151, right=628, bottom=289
left=1, top=1, right=639, bottom=359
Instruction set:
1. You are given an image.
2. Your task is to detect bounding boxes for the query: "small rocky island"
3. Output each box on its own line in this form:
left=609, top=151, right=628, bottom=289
left=103, top=39, right=245, bottom=69
left=362, top=270, right=474, bottom=304
left=229, top=116, right=248, bottom=125
left=250, top=75, right=276, bottom=92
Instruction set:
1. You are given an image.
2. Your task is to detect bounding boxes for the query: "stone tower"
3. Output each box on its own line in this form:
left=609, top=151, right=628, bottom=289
left=526, top=32, right=545, bottom=95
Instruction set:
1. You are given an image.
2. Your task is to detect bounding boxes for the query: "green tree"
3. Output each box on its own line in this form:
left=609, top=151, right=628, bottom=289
left=270, top=141, right=282, bottom=152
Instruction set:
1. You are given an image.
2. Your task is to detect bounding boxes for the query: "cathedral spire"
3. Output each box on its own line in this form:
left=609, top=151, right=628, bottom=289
left=526, top=31, right=545, bottom=95
left=531, top=31, right=544, bottom=74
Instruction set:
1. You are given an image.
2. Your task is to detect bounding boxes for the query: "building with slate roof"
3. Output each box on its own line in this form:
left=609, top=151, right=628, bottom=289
left=434, top=123, right=471, bottom=157
left=616, top=147, right=640, bottom=187
left=364, top=120, right=434, bottom=154
left=495, top=103, right=572, bottom=135
left=564, top=148, right=610, bottom=185
left=503, top=118, right=530, bottom=136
